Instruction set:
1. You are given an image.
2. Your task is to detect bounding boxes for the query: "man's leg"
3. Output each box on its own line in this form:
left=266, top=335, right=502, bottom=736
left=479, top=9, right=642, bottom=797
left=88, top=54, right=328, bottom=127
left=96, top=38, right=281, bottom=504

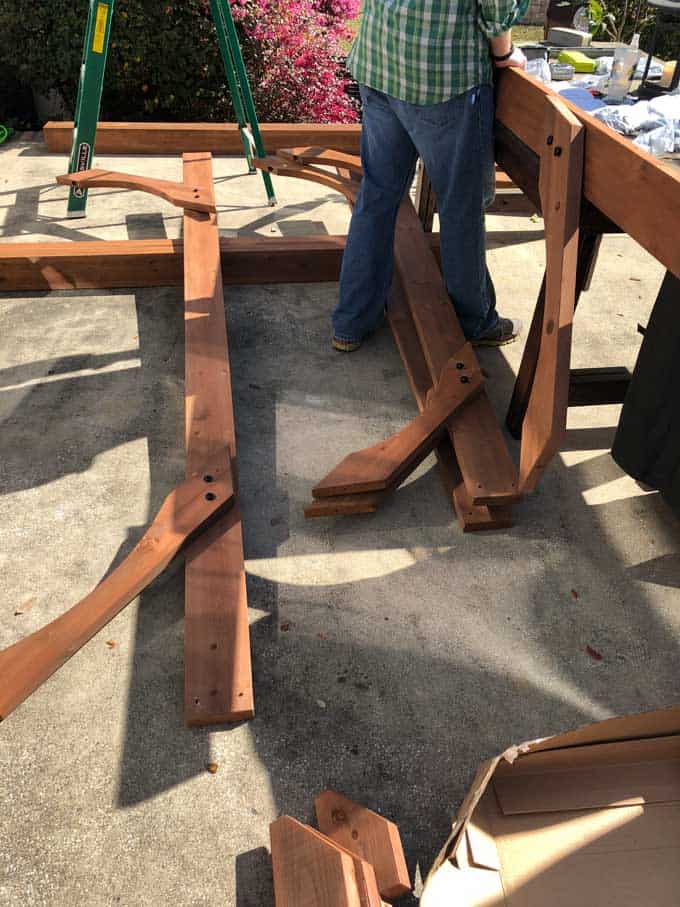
left=332, top=86, right=418, bottom=347
left=394, top=85, right=504, bottom=341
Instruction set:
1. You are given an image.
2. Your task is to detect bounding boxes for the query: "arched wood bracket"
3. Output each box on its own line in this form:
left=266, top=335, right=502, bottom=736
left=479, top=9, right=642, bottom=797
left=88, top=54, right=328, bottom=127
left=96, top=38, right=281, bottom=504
left=310, top=347, right=483, bottom=503
left=253, top=155, right=359, bottom=204
left=277, top=146, right=364, bottom=179
left=0, top=450, right=234, bottom=723
left=56, top=168, right=217, bottom=213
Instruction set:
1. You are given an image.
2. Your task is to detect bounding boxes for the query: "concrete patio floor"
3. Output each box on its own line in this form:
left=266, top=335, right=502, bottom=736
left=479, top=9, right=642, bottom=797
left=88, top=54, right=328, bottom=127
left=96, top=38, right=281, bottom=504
left=0, top=136, right=678, bottom=906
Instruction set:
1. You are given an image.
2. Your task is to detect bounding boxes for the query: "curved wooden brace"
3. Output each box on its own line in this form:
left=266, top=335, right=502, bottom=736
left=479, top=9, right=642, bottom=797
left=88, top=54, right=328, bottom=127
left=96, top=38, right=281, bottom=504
left=277, top=147, right=363, bottom=179
left=253, top=156, right=358, bottom=205
left=313, top=348, right=483, bottom=498
left=0, top=450, right=234, bottom=722
left=56, top=168, right=217, bottom=213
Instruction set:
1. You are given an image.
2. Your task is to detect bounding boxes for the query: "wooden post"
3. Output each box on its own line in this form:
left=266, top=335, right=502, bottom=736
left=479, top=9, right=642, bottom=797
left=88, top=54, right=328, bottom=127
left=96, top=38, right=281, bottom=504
left=518, top=96, right=584, bottom=493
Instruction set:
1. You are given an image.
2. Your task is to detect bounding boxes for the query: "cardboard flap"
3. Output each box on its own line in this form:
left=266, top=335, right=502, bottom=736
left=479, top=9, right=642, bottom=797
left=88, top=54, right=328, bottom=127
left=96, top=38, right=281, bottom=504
left=420, top=859, right=506, bottom=907
left=523, top=705, right=680, bottom=755
left=493, top=735, right=680, bottom=815
left=466, top=791, right=501, bottom=870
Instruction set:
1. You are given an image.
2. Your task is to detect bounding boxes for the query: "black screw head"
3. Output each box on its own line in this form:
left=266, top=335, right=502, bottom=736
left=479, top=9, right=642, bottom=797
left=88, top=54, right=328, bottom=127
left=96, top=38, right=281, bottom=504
left=554, top=147, right=563, bottom=157
left=460, top=375, right=470, bottom=384
left=203, top=474, right=214, bottom=483
left=205, top=492, right=217, bottom=501
left=547, top=135, right=554, bottom=146
left=456, top=361, right=465, bottom=370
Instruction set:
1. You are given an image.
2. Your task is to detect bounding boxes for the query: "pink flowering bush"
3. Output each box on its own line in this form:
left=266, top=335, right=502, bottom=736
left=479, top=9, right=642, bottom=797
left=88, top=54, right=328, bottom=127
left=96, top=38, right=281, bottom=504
left=233, top=0, right=359, bottom=122
left=0, top=0, right=359, bottom=124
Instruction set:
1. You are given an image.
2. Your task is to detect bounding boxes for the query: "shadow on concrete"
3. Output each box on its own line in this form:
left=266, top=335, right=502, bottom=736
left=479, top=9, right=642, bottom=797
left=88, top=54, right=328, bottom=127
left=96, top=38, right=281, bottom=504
left=2, top=201, right=679, bottom=901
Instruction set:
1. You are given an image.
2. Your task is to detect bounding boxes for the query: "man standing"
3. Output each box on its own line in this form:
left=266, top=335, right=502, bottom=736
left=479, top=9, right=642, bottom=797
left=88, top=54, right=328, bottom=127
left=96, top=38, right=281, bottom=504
left=332, top=0, right=529, bottom=351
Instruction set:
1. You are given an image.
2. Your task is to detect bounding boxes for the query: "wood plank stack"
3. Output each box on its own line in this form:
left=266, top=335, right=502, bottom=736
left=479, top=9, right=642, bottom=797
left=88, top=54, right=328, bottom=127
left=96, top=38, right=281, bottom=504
left=270, top=792, right=410, bottom=905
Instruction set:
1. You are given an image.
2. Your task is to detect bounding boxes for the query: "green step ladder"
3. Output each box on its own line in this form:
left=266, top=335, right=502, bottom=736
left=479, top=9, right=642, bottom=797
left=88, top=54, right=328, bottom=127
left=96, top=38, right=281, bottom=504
left=67, top=0, right=276, bottom=217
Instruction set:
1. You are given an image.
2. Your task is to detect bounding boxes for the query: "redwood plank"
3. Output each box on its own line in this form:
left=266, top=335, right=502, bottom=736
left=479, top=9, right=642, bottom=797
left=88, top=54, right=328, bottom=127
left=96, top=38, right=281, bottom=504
left=0, top=235, right=350, bottom=292
left=56, top=168, right=216, bottom=212
left=519, top=96, right=584, bottom=493
left=270, top=816, right=381, bottom=907
left=182, top=151, right=254, bottom=725
left=312, top=351, right=483, bottom=498
left=278, top=146, right=364, bottom=178
left=394, top=200, right=519, bottom=507
left=0, top=452, right=234, bottom=723
left=315, top=790, right=411, bottom=900
left=387, top=277, right=514, bottom=530
left=495, top=68, right=680, bottom=279
left=44, top=121, right=362, bottom=155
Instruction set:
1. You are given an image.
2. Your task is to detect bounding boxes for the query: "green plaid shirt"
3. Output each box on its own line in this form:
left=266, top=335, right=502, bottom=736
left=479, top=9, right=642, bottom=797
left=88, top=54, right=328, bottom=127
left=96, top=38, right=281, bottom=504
left=347, top=0, right=530, bottom=105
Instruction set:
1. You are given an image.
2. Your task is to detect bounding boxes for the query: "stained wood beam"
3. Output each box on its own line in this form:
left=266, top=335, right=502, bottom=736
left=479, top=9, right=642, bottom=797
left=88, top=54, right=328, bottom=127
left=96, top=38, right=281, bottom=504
left=394, top=200, right=519, bottom=507
left=311, top=350, right=483, bottom=499
left=0, top=452, right=234, bottom=723
left=44, top=121, right=362, bottom=155
left=495, top=68, right=680, bottom=279
left=182, top=152, right=254, bottom=725
left=518, top=96, right=584, bottom=494
left=0, top=235, right=350, bottom=292
left=387, top=277, right=513, bottom=530
left=56, top=168, right=216, bottom=212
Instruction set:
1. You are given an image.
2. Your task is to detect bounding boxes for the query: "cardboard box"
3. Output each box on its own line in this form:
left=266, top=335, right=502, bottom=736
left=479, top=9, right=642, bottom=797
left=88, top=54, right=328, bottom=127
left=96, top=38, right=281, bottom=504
left=421, top=705, right=680, bottom=907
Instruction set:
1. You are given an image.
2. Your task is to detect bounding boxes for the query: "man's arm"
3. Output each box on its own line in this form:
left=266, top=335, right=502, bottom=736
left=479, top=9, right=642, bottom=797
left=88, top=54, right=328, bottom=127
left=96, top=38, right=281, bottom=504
left=490, top=31, right=527, bottom=69
left=479, top=0, right=530, bottom=68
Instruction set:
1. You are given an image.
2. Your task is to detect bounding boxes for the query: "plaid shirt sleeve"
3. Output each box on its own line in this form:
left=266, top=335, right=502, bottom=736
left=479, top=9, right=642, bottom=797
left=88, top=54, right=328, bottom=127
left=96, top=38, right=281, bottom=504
left=477, top=0, right=531, bottom=37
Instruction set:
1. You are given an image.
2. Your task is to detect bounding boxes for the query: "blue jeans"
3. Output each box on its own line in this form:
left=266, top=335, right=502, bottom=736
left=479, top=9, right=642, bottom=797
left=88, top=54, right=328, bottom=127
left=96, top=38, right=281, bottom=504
left=333, top=84, right=498, bottom=343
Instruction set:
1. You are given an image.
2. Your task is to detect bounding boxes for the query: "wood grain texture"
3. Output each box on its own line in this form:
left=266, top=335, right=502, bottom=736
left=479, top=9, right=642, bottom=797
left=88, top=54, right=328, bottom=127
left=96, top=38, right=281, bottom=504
left=387, top=277, right=514, bottom=531
left=0, top=452, right=234, bottom=723
left=182, top=152, right=254, bottom=725
left=304, top=492, right=385, bottom=518
left=270, top=816, right=381, bottom=907
left=44, top=121, right=362, bottom=155
left=495, top=68, right=680, bottom=279
left=505, top=231, right=601, bottom=439
left=56, top=168, right=216, bottom=212
left=312, top=351, right=483, bottom=498
left=0, top=235, right=350, bottom=292
left=519, top=96, right=584, bottom=494
left=394, top=200, right=519, bottom=507
left=315, top=791, right=412, bottom=900
left=278, top=147, right=364, bottom=178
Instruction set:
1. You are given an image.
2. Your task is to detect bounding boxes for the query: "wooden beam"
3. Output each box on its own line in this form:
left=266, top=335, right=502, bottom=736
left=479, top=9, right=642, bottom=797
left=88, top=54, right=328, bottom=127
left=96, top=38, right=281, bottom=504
left=0, top=235, right=349, bottom=292
left=43, top=121, right=362, bottom=155
left=311, top=351, right=483, bottom=499
left=394, top=200, right=519, bottom=507
left=495, top=68, right=680, bottom=279
left=506, top=231, right=602, bottom=439
left=182, top=152, right=254, bottom=725
left=518, top=96, right=584, bottom=494
left=0, top=452, right=234, bottom=723
left=315, top=791, right=412, bottom=900
left=56, top=168, right=216, bottom=212
left=387, top=276, right=513, bottom=530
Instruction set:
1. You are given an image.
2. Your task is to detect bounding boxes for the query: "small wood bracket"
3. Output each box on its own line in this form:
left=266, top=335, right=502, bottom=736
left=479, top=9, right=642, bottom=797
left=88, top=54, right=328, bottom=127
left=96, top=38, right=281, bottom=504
left=56, top=168, right=217, bottom=213
left=310, top=347, right=482, bottom=503
left=0, top=451, right=234, bottom=723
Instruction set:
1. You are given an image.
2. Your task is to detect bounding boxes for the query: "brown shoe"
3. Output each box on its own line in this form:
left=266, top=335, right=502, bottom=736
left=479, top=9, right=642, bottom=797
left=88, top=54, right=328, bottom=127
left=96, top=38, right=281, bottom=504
left=332, top=336, right=362, bottom=352
left=472, top=317, right=523, bottom=347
